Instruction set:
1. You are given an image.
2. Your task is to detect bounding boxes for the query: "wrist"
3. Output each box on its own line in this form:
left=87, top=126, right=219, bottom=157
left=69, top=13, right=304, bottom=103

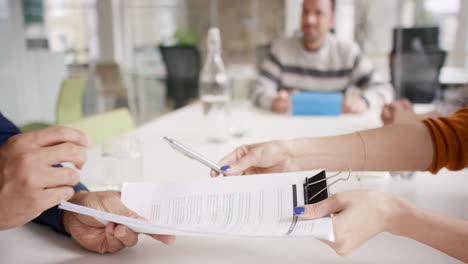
left=385, top=195, right=415, bottom=236
left=61, top=190, right=89, bottom=234
left=284, top=138, right=318, bottom=171
left=417, top=111, right=441, bottom=121
left=283, top=138, right=302, bottom=160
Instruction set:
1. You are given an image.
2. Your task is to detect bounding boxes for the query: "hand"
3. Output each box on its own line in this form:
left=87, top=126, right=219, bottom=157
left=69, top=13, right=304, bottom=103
left=210, top=140, right=295, bottom=177
left=0, top=126, right=90, bottom=230
left=381, top=99, right=419, bottom=125
left=295, top=190, right=400, bottom=256
left=62, top=191, right=176, bottom=254
left=272, top=90, right=293, bottom=113
left=342, top=96, right=368, bottom=114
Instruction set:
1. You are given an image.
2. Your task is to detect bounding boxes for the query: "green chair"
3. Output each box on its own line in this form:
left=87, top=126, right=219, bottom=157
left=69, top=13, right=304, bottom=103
left=20, top=77, right=87, bottom=132
left=56, top=78, right=87, bottom=124
left=64, top=108, right=135, bottom=146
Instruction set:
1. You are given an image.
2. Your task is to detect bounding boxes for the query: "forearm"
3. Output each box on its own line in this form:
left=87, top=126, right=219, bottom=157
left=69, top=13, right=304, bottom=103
left=287, top=132, right=364, bottom=171
left=417, top=111, right=441, bottom=120
left=287, top=122, right=434, bottom=171
left=390, top=198, right=468, bottom=262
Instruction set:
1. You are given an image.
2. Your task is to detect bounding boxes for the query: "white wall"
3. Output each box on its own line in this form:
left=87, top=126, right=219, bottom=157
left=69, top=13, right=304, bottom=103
left=335, top=0, right=355, bottom=42
left=284, top=0, right=302, bottom=37
left=0, top=0, right=29, bottom=124
left=0, top=0, right=66, bottom=126
left=452, top=0, right=468, bottom=67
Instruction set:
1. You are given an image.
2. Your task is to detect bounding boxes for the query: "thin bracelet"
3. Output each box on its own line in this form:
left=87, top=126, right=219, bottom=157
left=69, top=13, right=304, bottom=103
left=356, top=131, right=367, bottom=171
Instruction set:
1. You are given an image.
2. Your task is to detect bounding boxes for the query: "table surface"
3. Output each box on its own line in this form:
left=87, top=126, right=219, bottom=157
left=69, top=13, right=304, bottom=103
left=0, top=103, right=465, bottom=264
left=439, top=66, right=468, bottom=85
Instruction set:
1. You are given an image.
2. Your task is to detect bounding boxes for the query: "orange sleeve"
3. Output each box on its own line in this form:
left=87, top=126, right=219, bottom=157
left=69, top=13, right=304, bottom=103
left=422, top=107, right=468, bottom=174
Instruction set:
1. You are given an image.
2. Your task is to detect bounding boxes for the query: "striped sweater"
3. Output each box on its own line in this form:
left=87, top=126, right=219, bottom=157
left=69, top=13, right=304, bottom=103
left=251, top=34, right=394, bottom=110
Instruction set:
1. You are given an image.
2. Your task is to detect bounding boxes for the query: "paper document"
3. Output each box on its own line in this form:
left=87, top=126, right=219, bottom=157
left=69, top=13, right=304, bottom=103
left=60, top=170, right=334, bottom=241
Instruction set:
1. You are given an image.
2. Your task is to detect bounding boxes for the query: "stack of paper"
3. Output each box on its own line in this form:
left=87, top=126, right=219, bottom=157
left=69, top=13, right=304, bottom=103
left=60, top=170, right=335, bottom=241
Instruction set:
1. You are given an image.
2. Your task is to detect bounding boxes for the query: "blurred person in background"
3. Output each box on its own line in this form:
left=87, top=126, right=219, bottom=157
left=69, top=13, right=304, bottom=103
left=381, top=87, right=468, bottom=125
left=251, top=0, right=393, bottom=114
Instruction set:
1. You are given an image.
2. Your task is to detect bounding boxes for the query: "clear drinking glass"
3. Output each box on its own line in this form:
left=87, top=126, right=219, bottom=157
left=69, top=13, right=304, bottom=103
left=101, top=135, right=143, bottom=191
left=230, top=100, right=252, bottom=138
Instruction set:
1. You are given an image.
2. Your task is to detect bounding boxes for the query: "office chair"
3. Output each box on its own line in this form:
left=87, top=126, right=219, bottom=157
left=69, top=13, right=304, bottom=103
left=390, top=50, right=446, bottom=103
left=20, top=77, right=87, bottom=132
left=159, top=45, right=201, bottom=109
left=65, top=108, right=135, bottom=146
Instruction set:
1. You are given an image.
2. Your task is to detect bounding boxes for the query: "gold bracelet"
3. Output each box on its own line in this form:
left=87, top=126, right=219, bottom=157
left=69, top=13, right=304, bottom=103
left=356, top=131, right=367, bottom=171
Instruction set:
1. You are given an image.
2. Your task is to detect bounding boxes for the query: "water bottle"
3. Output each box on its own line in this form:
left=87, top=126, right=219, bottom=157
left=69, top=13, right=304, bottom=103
left=199, top=28, right=231, bottom=143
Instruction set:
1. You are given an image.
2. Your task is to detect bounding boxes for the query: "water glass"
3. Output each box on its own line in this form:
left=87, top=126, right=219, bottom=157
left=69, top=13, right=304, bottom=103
left=101, top=135, right=143, bottom=191
left=230, top=100, right=252, bottom=138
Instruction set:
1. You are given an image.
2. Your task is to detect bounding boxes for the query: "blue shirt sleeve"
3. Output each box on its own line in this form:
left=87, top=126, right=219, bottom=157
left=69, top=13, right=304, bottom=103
left=33, top=183, right=89, bottom=234
left=0, top=113, right=88, bottom=234
left=0, top=112, right=21, bottom=142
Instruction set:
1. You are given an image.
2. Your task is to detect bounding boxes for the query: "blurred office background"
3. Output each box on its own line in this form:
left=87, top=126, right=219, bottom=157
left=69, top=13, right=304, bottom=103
left=0, top=0, right=466, bottom=127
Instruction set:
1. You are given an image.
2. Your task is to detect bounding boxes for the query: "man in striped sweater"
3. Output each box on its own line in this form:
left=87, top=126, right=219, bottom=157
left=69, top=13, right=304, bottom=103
left=252, top=0, right=394, bottom=114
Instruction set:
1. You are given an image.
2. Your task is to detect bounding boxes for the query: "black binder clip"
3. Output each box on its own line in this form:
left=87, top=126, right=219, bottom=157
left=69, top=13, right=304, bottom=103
left=303, top=168, right=351, bottom=204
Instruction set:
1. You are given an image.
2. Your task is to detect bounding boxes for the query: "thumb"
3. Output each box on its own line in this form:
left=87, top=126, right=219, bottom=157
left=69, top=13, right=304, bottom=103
left=148, top=234, right=177, bottom=245
left=223, top=150, right=260, bottom=176
left=294, top=195, right=345, bottom=220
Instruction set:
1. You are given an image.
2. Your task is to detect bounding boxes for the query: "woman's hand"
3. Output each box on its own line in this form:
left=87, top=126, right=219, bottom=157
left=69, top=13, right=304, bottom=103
left=211, top=140, right=297, bottom=177
left=295, top=190, right=401, bottom=256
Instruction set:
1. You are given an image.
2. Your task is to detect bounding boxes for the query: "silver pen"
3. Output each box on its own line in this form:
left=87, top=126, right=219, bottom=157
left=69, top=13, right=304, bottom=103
left=163, top=137, right=224, bottom=174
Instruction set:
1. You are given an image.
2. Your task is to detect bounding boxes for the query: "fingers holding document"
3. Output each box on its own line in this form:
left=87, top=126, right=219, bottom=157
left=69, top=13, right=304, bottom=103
left=0, top=126, right=90, bottom=230
left=62, top=191, right=176, bottom=254
left=294, top=190, right=399, bottom=256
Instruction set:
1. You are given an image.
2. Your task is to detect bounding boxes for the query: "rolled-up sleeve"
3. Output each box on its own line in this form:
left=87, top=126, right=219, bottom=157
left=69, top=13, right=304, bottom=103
left=422, top=107, right=468, bottom=173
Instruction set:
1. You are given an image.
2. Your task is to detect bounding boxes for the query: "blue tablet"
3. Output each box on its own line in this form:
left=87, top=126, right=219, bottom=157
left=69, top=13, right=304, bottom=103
left=292, top=91, right=343, bottom=116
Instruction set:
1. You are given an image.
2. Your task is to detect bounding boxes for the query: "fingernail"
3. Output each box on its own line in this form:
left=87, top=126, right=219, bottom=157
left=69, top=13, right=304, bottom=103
left=294, top=206, right=305, bottom=215
left=221, top=165, right=231, bottom=172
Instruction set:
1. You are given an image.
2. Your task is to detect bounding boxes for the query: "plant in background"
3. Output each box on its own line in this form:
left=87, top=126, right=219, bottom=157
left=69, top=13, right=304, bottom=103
left=174, top=28, right=198, bottom=46
left=414, top=0, right=434, bottom=25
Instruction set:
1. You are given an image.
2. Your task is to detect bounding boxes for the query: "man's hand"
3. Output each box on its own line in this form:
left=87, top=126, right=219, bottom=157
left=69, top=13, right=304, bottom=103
left=342, top=96, right=368, bottom=114
left=381, top=99, right=420, bottom=125
left=62, top=191, right=176, bottom=254
left=272, top=90, right=293, bottom=114
left=0, top=126, right=90, bottom=230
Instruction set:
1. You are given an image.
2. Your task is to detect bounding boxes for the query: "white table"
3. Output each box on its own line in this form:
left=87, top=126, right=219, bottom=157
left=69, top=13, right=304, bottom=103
left=0, top=103, right=465, bottom=263
left=439, top=67, right=468, bottom=87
